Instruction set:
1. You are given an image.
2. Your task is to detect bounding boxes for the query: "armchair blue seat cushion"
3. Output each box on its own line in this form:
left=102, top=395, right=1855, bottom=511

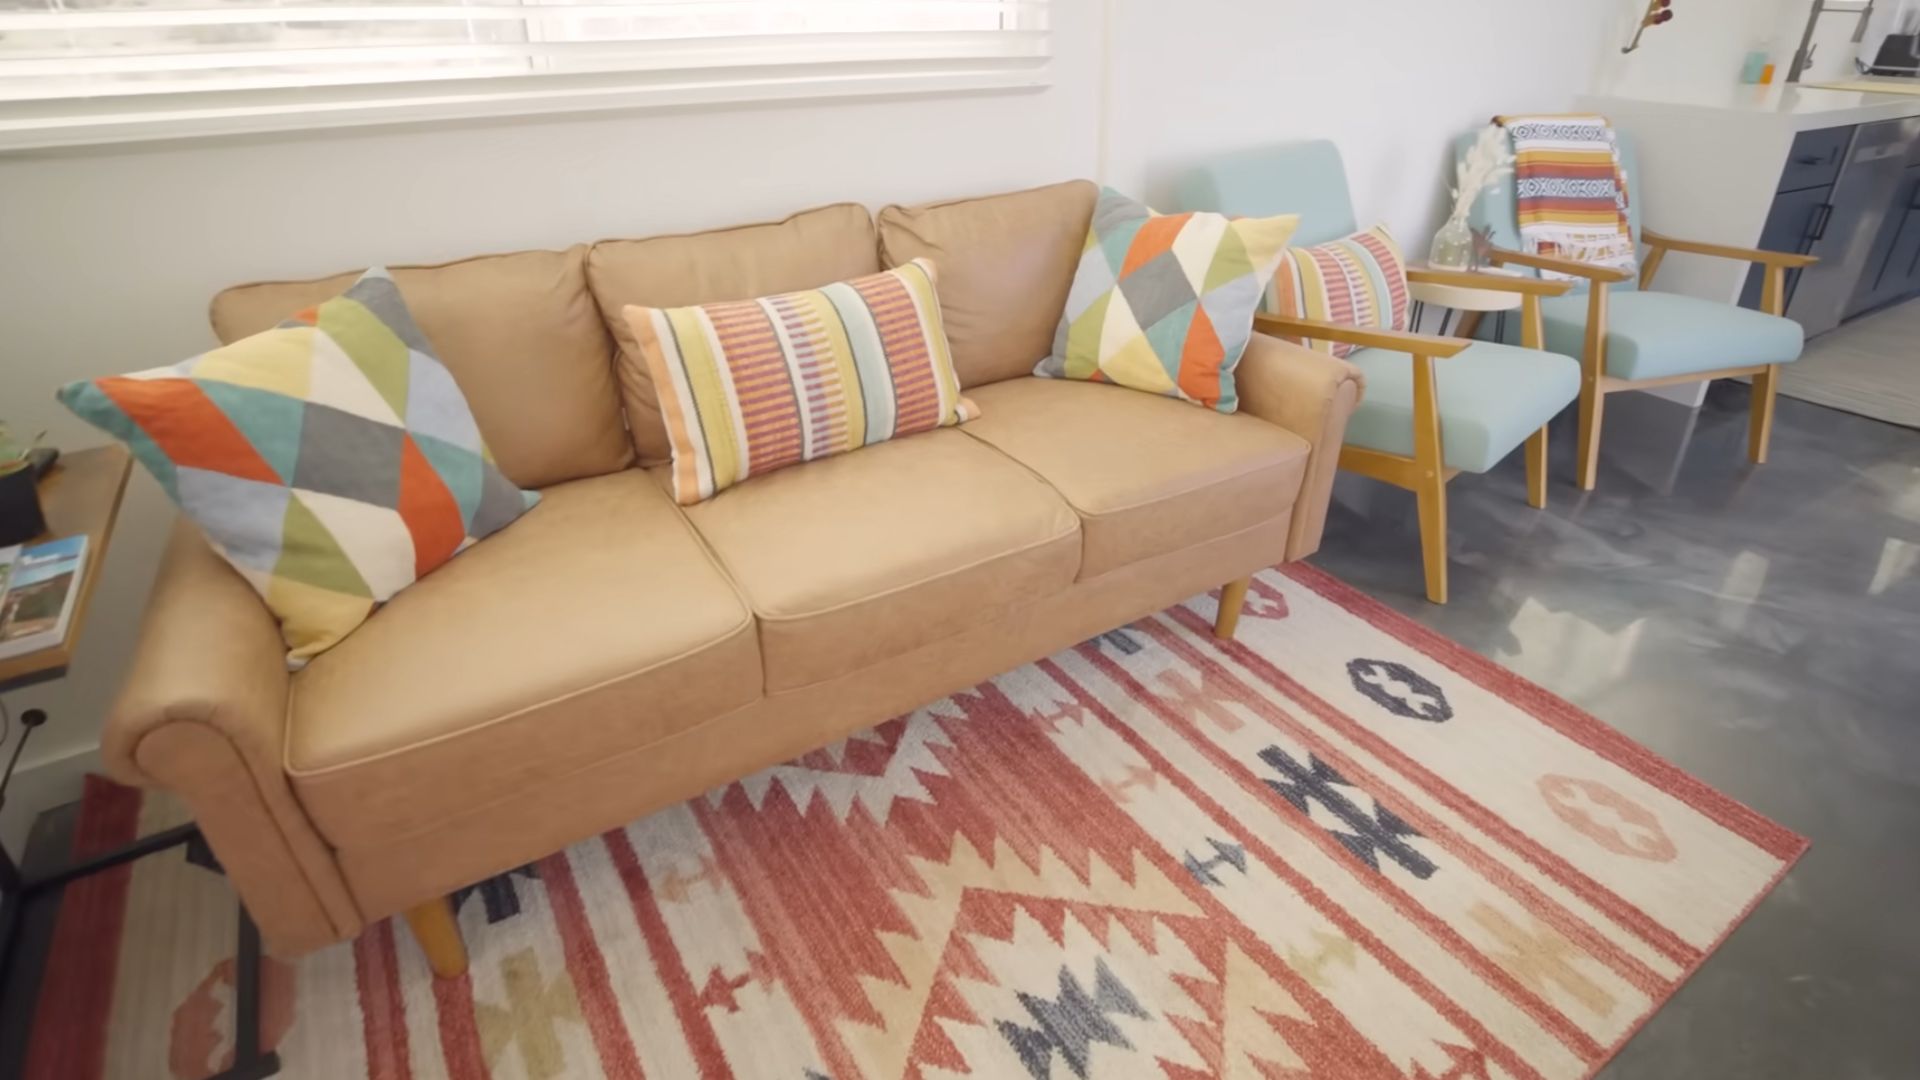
left=1344, top=342, right=1579, bottom=474
left=1513, top=291, right=1805, bottom=381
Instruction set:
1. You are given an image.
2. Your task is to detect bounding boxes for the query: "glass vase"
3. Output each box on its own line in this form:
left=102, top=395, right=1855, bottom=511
left=1428, top=216, right=1474, bottom=271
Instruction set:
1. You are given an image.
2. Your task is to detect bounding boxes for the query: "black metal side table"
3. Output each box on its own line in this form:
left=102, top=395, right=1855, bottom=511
left=0, top=447, right=276, bottom=1079
left=0, top=752, right=279, bottom=1080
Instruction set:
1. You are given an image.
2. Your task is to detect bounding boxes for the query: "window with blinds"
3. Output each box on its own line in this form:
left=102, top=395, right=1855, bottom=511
left=0, top=0, right=1049, bottom=147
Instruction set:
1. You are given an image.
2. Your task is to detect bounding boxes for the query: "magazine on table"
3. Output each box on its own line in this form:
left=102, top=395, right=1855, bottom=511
left=0, top=534, right=88, bottom=661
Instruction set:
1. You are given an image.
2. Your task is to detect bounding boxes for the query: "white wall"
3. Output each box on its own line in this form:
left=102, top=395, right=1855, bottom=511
left=0, top=0, right=1611, bottom=846
left=1107, top=0, right=1616, bottom=243
left=1597, top=0, right=1798, bottom=98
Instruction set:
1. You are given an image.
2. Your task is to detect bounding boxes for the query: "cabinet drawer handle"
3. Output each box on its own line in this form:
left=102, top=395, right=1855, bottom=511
left=1796, top=155, right=1825, bottom=166
left=1810, top=203, right=1835, bottom=242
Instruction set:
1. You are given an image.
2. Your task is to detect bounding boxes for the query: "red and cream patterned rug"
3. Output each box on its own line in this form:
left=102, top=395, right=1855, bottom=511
left=24, top=565, right=1806, bottom=1080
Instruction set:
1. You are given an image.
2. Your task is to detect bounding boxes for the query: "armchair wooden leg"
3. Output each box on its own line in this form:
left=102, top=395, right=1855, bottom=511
left=1749, top=364, right=1779, bottom=464
left=1575, top=385, right=1605, bottom=491
left=1416, top=473, right=1449, bottom=605
left=1408, top=350, right=1449, bottom=604
left=1214, top=578, right=1251, bottom=640
left=404, top=896, right=468, bottom=980
left=1525, top=426, right=1549, bottom=509
left=1574, top=283, right=1610, bottom=492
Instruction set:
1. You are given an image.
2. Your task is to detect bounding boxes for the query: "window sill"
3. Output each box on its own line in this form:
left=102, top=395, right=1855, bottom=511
left=0, top=51, right=1049, bottom=154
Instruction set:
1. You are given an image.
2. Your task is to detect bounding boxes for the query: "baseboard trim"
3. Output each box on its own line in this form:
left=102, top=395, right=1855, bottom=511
left=0, top=744, right=102, bottom=856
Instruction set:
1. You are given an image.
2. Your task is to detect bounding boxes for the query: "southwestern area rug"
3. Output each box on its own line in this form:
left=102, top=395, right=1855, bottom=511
left=24, top=565, right=1806, bottom=1080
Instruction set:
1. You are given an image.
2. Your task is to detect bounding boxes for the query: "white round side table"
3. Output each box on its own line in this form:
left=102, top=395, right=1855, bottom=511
left=1408, top=268, right=1524, bottom=340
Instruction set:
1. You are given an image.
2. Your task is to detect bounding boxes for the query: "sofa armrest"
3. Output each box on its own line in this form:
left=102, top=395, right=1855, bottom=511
left=104, top=520, right=359, bottom=955
left=1235, top=333, right=1364, bottom=561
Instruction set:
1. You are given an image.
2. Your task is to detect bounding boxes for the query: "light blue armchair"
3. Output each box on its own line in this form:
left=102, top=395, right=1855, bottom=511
left=1178, top=141, right=1580, bottom=604
left=1461, top=129, right=1818, bottom=489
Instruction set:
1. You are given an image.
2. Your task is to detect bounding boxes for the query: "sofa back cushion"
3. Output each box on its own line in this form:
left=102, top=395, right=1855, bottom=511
left=209, top=245, right=627, bottom=490
left=587, top=203, right=881, bottom=466
left=877, top=180, right=1097, bottom=390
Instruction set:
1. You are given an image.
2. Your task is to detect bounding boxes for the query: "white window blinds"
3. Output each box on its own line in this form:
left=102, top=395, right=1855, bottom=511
left=0, top=0, right=1049, bottom=147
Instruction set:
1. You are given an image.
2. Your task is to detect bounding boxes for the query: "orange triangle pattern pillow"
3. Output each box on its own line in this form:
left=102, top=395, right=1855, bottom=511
left=56, top=269, right=538, bottom=667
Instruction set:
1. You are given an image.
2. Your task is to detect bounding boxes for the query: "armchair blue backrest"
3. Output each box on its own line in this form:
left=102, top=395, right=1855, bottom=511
left=1459, top=127, right=1645, bottom=293
left=1173, top=140, right=1359, bottom=247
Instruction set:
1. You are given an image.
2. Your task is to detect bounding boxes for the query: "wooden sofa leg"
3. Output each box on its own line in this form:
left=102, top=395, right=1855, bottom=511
left=1525, top=426, right=1549, bottom=510
left=1214, top=578, right=1252, bottom=640
left=1749, top=364, right=1779, bottom=464
left=404, top=896, right=468, bottom=980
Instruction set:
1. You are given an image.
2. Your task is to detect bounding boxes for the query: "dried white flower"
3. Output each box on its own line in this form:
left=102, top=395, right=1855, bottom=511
left=1449, top=124, right=1515, bottom=225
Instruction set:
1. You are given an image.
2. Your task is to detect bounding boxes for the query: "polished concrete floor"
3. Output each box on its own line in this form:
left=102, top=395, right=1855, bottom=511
left=1311, top=384, right=1920, bottom=1079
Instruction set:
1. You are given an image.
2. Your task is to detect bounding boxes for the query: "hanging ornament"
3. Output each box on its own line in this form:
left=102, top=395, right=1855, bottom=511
left=1622, top=0, right=1677, bottom=54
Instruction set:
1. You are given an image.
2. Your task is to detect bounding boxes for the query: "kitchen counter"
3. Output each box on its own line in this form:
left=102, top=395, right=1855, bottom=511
left=1583, top=80, right=1920, bottom=131
left=1567, top=81, right=1920, bottom=405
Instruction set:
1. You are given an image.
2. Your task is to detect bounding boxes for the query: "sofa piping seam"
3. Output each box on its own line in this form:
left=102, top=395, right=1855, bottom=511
left=747, top=521, right=1080, bottom=624
left=326, top=510, right=1296, bottom=850
left=287, top=611, right=757, bottom=780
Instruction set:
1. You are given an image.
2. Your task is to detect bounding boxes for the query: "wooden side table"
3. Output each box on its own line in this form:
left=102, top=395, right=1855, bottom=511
left=0, top=446, right=132, bottom=692
left=0, top=446, right=278, bottom=1080
left=1409, top=266, right=1527, bottom=341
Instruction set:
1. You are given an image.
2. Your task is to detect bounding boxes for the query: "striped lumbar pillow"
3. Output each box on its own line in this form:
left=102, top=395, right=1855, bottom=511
left=1265, top=224, right=1411, bottom=360
left=624, top=258, right=978, bottom=505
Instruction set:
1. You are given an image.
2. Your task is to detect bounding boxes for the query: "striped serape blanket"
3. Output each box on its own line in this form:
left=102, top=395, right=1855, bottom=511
left=1496, top=114, right=1636, bottom=282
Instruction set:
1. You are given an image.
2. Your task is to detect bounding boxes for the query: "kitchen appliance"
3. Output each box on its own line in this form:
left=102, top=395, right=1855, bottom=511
left=1789, top=0, right=1920, bottom=83
left=1860, top=0, right=1920, bottom=75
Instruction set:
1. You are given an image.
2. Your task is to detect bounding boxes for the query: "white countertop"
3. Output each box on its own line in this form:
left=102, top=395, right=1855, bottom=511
left=1583, top=80, right=1920, bottom=131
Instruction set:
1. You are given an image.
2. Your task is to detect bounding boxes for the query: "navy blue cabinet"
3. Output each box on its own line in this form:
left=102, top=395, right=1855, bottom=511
left=1740, top=121, right=1920, bottom=328
left=1740, top=128, right=1851, bottom=312
left=1847, top=164, right=1920, bottom=317
left=1739, top=185, right=1830, bottom=311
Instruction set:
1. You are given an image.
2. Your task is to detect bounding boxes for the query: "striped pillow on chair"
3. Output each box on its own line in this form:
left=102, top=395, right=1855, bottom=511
left=1264, top=225, right=1411, bottom=359
left=623, top=258, right=978, bottom=505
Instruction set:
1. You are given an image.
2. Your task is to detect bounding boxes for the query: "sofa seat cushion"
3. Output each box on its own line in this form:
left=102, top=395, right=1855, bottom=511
left=679, top=430, right=1080, bottom=691
left=1531, top=290, right=1805, bottom=381
left=287, top=470, right=759, bottom=848
left=1344, top=341, right=1580, bottom=474
left=960, top=378, right=1311, bottom=580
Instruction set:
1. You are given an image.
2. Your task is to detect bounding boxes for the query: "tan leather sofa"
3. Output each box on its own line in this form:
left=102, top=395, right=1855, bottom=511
left=101, top=180, right=1362, bottom=974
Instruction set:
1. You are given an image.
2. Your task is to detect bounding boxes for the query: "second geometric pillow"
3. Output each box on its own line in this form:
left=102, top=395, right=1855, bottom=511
left=1037, top=187, right=1298, bottom=413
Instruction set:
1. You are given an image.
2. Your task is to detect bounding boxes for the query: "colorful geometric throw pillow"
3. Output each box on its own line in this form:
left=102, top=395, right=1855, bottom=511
left=57, top=269, right=537, bottom=667
left=1264, top=224, right=1411, bottom=360
left=624, top=257, right=978, bottom=505
left=1035, top=187, right=1298, bottom=413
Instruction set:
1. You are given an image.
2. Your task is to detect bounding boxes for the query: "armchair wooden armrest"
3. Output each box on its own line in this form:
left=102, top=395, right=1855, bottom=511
left=1405, top=267, right=1574, bottom=297
left=1253, top=313, right=1470, bottom=358
left=1486, top=248, right=1635, bottom=284
left=1639, top=228, right=1819, bottom=295
left=1641, top=229, right=1819, bottom=269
